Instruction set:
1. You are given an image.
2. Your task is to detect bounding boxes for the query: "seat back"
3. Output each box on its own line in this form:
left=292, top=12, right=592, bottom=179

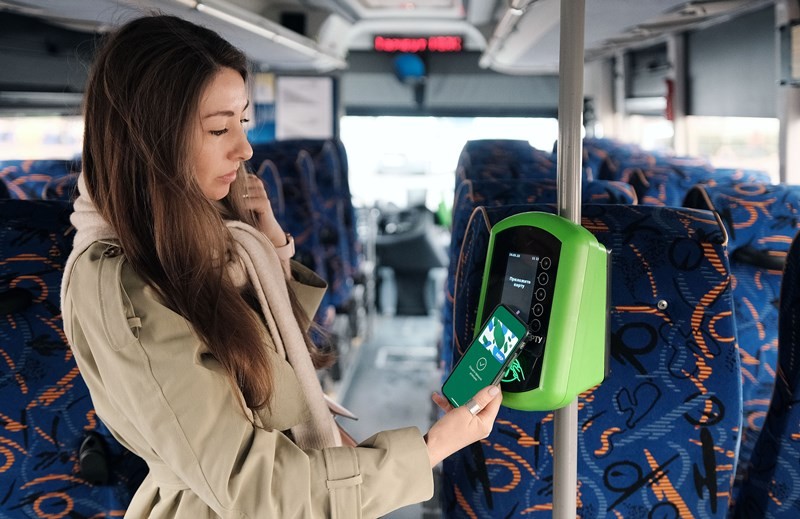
left=631, top=165, right=771, bottom=208
left=0, top=160, right=79, bottom=199
left=582, top=142, right=610, bottom=182
left=42, top=172, right=79, bottom=202
left=250, top=144, right=327, bottom=277
left=712, top=168, right=772, bottom=185
left=733, top=230, right=800, bottom=517
left=685, top=183, right=800, bottom=499
left=582, top=179, right=638, bottom=204
left=254, top=159, right=285, bottom=221
left=330, top=138, right=360, bottom=276
left=442, top=203, right=741, bottom=518
left=287, top=140, right=353, bottom=308
left=456, top=140, right=556, bottom=186
left=250, top=140, right=353, bottom=310
left=0, top=199, right=146, bottom=517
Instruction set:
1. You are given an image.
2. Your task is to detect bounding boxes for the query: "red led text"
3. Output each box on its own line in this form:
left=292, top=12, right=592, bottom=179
left=374, top=36, right=463, bottom=53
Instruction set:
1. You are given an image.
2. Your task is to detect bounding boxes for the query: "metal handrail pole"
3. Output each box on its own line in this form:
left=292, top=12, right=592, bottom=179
left=553, top=0, right=585, bottom=517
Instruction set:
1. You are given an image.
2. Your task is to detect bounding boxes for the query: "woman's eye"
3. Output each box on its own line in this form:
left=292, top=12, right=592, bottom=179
left=240, top=118, right=250, bottom=125
left=210, top=129, right=228, bottom=136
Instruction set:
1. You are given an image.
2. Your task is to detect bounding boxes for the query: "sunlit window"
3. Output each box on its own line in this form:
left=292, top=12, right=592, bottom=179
left=685, top=116, right=779, bottom=183
left=340, top=116, right=559, bottom=209
left=621, top=115, right=675, bottom=152
left=614, top=115, right=779, bottom=183
left=0, top=116, right=84, bottom=160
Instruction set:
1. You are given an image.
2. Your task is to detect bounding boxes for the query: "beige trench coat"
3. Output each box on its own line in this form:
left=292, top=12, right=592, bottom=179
left=63, top=241, right=434, bottom=518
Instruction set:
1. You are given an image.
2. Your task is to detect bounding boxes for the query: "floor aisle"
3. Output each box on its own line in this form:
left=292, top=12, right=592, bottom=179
left=340, top=314, right=444, bottom=519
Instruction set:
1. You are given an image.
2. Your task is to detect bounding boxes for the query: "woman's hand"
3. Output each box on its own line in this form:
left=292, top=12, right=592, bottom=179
left=242, top=173, right=286, bottom=248
left=424, top=385, right=502, bottom=467
left=242, top=173, right=292, bottom=276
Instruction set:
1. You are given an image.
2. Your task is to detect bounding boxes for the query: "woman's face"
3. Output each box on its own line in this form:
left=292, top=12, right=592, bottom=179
left=191, top=67, right=253, bottom=201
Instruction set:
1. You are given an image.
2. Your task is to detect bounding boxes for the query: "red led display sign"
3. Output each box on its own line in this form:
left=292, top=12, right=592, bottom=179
left=374, top=35, right=463, bottom=53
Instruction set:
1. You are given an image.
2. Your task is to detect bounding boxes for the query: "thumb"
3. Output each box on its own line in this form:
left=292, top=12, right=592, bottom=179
left=463, top=385, right=501, bottom=415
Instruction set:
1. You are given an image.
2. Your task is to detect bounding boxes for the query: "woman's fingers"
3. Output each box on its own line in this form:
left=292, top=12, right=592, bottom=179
left=461, top=385, right=502, bottom=421
left=244, top=174, right=267, bottom=200
left=423, top=385, right=504, bottom=467
left=241, top=174, right=285, bottom=243
left=476, top=386, right=503, bottom=419
left=431, top=392, right=454, bottom=413
left=242, top=175, right=271, bottom=213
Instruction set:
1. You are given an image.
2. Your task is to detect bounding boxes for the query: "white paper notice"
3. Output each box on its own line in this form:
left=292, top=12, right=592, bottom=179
left=275, top=76, right=334, bottom=140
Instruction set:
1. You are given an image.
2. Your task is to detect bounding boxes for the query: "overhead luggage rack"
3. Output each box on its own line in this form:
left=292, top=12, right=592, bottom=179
left=3, top=0, right=347, bottom=72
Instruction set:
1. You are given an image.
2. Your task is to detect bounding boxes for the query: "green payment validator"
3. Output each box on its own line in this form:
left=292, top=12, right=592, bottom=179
left=476, top=211, right=610, bottom=411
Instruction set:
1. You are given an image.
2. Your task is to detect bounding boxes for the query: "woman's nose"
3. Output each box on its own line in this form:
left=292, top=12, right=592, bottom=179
left=234, top=128, right=253, bottom=162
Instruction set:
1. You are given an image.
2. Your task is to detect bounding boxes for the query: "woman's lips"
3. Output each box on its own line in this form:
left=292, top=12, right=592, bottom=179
left=219, top=171, right=237, bottom=183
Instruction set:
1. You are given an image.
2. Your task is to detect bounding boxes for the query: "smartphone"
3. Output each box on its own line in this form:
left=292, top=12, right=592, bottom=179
left=442, top=304, right=530, bottom=408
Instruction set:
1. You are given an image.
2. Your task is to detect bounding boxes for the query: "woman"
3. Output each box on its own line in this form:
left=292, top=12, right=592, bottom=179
left=61, top=14, right=502, bottom=518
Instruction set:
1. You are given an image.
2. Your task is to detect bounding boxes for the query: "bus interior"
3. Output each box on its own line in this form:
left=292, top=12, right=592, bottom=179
left=1, top=0, right=800, bottom=517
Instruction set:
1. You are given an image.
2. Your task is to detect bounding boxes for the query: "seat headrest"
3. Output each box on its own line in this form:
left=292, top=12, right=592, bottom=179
left=684, top=183, right=800, bottom=270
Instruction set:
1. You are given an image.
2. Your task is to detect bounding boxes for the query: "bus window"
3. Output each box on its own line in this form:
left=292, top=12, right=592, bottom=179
left=0, top=116, right=83, bottom=160
left=340, top=115, right=558, bottom=210
left=620, top=114, right=675, bottom=152
left=685, top=115, right=779, bottom=183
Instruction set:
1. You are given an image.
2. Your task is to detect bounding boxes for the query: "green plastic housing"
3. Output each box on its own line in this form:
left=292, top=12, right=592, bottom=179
left=475, top=212, right=609, bottom=411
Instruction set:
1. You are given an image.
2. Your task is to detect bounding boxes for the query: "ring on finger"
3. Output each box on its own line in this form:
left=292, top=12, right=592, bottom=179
left=465, top=398, right=481, bottom=416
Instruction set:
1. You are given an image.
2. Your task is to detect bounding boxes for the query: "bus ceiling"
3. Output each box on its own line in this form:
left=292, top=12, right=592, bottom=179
left=0, top=0, right=777, bottom=76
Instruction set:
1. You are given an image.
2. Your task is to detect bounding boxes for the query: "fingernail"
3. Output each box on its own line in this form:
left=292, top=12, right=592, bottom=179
left=488, top=386, right=500, bottom=396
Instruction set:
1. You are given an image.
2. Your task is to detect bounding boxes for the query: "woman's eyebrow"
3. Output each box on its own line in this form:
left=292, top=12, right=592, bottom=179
left=203, top=100, right=250, bottom=119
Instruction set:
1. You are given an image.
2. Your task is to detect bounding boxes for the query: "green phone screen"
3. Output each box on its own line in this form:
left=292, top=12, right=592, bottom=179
left=442, top=304, right=528, bottom=407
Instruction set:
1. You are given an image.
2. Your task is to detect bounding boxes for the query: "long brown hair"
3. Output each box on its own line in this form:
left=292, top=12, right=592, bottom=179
left=82, top=14, right=330, bottom=413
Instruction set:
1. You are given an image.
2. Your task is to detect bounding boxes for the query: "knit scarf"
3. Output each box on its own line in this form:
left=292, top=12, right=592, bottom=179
left=61, top=175, right=340, bottom=450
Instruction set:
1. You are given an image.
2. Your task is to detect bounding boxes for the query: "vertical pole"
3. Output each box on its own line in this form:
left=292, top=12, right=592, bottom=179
left=667, top=33, right=688, bottom=156
left=554, top=0, right=584, bottom=518
left=613, top=51, right=627, bottom=141
left=778, top=85, right=800, bottom=184
left=777, top=0, right=800, bottom=184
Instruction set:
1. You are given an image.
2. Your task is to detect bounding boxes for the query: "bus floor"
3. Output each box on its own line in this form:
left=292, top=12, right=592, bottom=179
left=339, top=314, right=443, bottom=519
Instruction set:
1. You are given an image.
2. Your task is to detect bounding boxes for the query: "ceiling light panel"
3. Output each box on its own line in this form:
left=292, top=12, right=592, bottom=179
left=358, top=0, right=456, bottom=9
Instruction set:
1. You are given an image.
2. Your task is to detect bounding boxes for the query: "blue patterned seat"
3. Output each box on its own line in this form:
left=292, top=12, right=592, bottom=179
left=628, top=162, right=713, bottom=207
left=273, top=140, right=353, bottom=309
left=42, top=173, right=80, bottom=202
left=712, top=168, right=772, bottom=185
left=732, top=229, right=800, bottom=517
left=249, top=140, right=355, bottom=312
left=0, top=199, right=146, bottom=517
left=455, top=140, right=556, bottom=186
left=582, top=142, right=610, bottom=182
left=588, top=139, right=655, bottom=182
left=685, top=183, right=800, bottom=502
left=442, top=203, right=741, bottom=518
left=329, top=138, right=360, bottom=278
left=631, top=165, right=771, bottom=207
left=248, top=145, right=333, bottom=326
left=0, top=160, right=79, bottom=200
left=582, top=180, right=638, bottom=204
left=249, top=145, right=323, bottom=272
left=253, top=159, right=285, bottom=221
